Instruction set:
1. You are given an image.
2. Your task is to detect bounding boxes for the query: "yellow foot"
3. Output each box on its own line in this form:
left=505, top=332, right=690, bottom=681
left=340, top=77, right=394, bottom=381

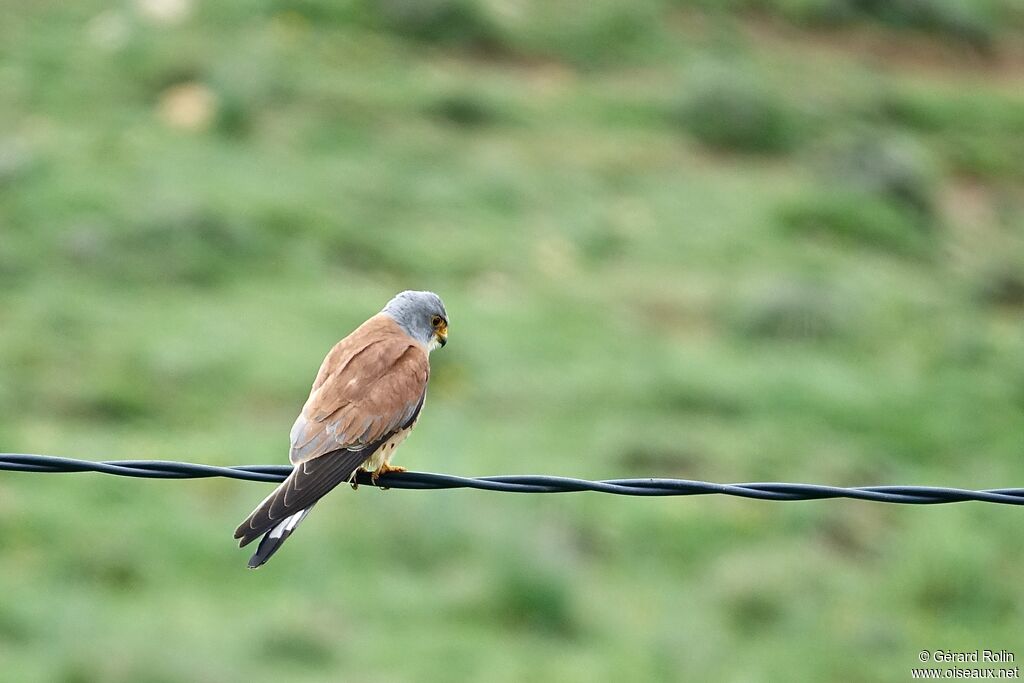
left=371, top=464, right=407, bottom=488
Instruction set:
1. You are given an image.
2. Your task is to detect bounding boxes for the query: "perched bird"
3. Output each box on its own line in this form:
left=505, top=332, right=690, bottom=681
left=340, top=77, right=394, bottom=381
left=234, top=290, right=448, bottom=568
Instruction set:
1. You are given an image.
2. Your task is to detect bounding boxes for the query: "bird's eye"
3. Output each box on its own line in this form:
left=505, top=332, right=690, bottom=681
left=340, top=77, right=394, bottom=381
left=431, top=315, right=443, bottom=328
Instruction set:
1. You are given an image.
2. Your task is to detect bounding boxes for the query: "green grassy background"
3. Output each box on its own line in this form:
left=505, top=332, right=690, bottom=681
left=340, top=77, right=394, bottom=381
left=2, top=0, right=1023, bottom=680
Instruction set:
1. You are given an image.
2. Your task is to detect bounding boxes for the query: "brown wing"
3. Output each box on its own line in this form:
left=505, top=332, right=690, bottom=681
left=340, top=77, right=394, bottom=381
left=288, top=314, right=430, bottom=464
left=233, top=314, right=429, bottom=563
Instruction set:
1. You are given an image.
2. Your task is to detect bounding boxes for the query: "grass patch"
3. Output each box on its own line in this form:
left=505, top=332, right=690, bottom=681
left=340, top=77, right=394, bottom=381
left=677, top=69, right=806, bottom=154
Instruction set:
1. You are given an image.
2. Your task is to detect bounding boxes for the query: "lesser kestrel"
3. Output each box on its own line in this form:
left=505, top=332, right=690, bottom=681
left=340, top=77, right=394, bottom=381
left=234, top=290, right=448, bottom=568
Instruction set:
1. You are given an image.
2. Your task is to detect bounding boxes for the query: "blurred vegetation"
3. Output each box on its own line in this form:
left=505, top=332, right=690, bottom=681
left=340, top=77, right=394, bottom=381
left=677, top=67, right=806, bottom=154
left=1, top=0, right=1023, bottom=681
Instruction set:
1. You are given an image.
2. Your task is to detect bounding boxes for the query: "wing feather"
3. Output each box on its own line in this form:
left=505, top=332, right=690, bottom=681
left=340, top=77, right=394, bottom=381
left=289, top=316, right=429, bottom=465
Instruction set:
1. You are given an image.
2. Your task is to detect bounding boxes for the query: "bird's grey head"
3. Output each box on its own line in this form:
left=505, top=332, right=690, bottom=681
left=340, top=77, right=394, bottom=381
left=381, top=290, right=448, bottom=351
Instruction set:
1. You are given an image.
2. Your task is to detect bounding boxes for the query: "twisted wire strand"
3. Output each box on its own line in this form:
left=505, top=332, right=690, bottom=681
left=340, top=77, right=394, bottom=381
left=2, top=453, right=1022, bottom=506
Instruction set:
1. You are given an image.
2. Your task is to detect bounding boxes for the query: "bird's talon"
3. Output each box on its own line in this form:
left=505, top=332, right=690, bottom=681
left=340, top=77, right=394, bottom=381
left=371, top=464, right=407, bottom=489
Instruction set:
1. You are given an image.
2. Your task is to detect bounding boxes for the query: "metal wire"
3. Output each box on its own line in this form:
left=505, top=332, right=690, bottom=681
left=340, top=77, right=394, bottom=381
left=2, top=453, right=1023, bottom=506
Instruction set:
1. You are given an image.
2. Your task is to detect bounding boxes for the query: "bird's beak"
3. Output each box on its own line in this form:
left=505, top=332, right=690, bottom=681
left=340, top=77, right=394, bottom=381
left=436, top=322, right=448, bottom=347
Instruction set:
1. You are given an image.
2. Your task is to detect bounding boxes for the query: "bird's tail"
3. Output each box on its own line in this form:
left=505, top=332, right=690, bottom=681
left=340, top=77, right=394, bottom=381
left=233, top=448, right=372, bottom=568
left=243, top=506, right=315, bottom=569
left=233, top=476, right=317, bottom=569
